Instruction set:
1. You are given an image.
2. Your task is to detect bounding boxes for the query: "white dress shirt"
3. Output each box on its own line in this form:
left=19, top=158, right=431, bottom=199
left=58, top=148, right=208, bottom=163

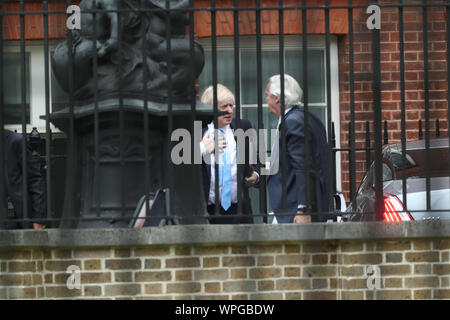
left=203, top=123, right=238, bottom=206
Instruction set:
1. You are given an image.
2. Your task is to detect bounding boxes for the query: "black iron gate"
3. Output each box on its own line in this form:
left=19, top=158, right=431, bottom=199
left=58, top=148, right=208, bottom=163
left=1, top=0, right=449, bottom=229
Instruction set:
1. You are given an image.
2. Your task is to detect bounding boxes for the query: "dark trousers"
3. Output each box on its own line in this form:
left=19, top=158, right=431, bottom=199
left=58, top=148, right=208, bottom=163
left=207, top=203, right=244, bottom=224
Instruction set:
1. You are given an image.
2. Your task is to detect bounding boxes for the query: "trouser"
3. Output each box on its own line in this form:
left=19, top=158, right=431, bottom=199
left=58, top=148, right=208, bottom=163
left=207, top=203, right=247, bottom=224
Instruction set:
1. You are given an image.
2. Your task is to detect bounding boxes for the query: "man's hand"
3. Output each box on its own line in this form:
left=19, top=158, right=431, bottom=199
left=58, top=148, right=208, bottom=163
left=293, top=213, right=311, bottom=224
left=32, top=223, right=45, bottom=230
left=245, top=171, right=259, bottom=188
left=201, top=130, right=226, bottom=155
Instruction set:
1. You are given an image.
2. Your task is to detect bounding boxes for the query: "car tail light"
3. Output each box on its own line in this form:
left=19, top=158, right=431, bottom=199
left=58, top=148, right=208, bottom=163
left=383, top=194, right=413, bottom=222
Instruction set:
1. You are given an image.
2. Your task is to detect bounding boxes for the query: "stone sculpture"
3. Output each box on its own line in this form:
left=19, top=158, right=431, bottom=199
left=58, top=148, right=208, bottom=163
left=49, top=0, right=211, bottom=228
left=52, top=0, right=204, bottom=103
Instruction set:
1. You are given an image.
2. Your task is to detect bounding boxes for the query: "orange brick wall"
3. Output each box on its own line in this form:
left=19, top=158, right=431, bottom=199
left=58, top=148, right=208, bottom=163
left=1, top=1, right=80, bottom=40
left=194, top=0, right=350, bottom=37
left=2, top=0, right=349, bottom=40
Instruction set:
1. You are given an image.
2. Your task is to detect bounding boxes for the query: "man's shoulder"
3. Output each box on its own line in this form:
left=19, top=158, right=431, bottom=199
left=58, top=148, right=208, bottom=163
left=288, top=107, right=324, bottom=125
left=284, top=107, right=303, bottom=125
left=241, top=118, right=252, bottom=128
left=4, top=130, right=21, bottom=143
left=231, top=118, right=252, bottom=130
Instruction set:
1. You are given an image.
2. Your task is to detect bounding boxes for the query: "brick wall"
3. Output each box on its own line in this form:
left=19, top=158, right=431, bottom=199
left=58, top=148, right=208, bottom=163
left=194, top=0, right=350, bottom=37
left=338, top=0, right=449, bottom=198
left=1, top=238, right=449, bottom=299
left=1, top=1, right=79, bottom=40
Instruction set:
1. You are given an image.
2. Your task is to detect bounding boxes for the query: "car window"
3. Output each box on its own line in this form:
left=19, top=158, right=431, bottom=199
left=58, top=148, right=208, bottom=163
left=392, top=148, right=450, bottom=179
left=387, top=150, right=416, bottom=170
left=357, top=163, right=374, bottom=194
left=357, top=162, right=392, bottom=195
left=382, top=163, right=393, bottom=181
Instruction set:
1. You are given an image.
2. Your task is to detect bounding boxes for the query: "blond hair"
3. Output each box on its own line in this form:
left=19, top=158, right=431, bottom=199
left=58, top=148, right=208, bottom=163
left=200, top=84, right=235, bottom=106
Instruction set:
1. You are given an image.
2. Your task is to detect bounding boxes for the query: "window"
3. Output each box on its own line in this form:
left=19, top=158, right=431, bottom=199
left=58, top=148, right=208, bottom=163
left=3, top=52, right=30, bottom=125
left=198, top=35, right=342, bottom=216
left=3, top=44, right=68, bottom=132
left=198, top=36, right=336, bottom=129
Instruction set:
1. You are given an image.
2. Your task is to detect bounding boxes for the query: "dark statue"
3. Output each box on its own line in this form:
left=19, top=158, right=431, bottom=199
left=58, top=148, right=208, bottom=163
left=52, top=0, right=204, bottom=103
left=49, top=0, right=212, bottom=228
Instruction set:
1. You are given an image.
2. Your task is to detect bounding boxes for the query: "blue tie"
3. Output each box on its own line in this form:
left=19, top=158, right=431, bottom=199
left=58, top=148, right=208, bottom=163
left=219, top=129, right=232, bottom=211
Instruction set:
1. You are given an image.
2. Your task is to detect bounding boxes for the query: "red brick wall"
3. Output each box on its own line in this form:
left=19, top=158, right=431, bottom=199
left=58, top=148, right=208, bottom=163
left=194, top=0, right=349, bottom=37
left=3, top=0, right=350, bottom=40
left=338, top=0, right=449, bottom=199
left=1, top=1, right=80, bottom=40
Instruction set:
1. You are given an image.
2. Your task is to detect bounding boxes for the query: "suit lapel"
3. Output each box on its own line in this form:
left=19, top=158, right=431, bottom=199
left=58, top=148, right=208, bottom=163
left=230, top=119, right=238, bottom=142
left=270, top=106, right=299, bottom=177
left=230, top=119, right=251, bottom=178
left=278, top=105, right=299, bottom=132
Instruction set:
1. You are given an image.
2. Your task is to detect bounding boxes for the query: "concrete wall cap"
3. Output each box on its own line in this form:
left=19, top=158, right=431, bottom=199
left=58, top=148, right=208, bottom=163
left=1, top=221, right=450, bottom=248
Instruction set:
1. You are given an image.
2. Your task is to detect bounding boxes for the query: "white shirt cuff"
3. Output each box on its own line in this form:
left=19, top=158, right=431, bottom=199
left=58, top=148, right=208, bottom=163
left=200, top=141, right=206, bottom=156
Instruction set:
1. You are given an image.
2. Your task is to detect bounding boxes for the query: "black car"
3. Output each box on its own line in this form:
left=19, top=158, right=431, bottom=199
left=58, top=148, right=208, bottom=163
left=346, top=138, right=450, bottom=222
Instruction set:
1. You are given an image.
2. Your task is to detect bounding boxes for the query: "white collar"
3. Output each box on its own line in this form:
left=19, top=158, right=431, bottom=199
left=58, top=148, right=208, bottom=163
left=208, top=123, right=231, bottom=132
left=278, top=107, right=293, bottom=124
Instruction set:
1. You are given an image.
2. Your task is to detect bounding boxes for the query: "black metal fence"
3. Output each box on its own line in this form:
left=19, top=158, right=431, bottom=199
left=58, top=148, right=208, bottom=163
left=1, top=0, right=450, bottom=229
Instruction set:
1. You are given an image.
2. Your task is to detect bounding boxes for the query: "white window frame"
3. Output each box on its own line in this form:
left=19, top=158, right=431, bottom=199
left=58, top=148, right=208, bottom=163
left=198, top=35, right=342, bottom=191
left=3, top=41, right=61, bottom=134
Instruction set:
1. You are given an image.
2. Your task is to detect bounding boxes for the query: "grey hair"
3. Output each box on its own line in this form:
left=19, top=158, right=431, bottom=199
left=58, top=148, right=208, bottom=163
left=268, top=74, right=303, bottom=107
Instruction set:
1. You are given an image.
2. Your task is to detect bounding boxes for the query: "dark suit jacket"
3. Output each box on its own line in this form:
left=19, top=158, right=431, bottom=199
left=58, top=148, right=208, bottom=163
left=3, top=130, right=45, bottom=228
left=267, top=106, right=329, bottom=223
left=201, top=118, right=260, bottom=217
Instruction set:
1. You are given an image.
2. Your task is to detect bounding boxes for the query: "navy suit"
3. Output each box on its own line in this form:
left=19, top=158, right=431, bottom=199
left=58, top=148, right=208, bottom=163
left=267, top=106, right=329, bottom=223
left=3, top=130, right=45, bottom=229
left=201, top=118, right=259, bottom=223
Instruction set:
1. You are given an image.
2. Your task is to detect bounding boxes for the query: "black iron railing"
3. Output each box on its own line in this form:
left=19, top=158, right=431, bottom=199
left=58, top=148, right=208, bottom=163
left=1, top=0, right=449, bottom=228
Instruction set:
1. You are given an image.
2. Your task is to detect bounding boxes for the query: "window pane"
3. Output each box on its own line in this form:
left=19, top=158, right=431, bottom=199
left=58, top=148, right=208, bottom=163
left=241, top=106, right=277, bottom=128
left=241, top=105, right=277, bottom=148
left=241, top=49, right=325, bottom=105
left=198, top=50, right=235, bottom=99
left=285, top=49, right=325, bottom=104
left=200, top=48, right=325, bottom=104
left=3, top=52, right=30, bottom=125
left=308, top=106, right=326, bottom=124
left=241, top=50, right=280, bottom=105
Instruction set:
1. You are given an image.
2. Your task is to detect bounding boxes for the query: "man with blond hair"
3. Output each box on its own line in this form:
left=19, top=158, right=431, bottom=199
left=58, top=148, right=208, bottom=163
left=200, top=84, right=260, bottom=224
